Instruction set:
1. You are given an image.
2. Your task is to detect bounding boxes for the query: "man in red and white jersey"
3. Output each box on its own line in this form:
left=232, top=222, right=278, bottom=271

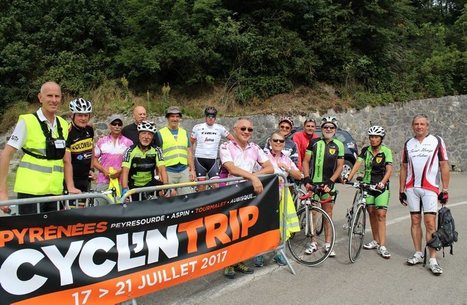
left=399, top=114, right=450, bottom=275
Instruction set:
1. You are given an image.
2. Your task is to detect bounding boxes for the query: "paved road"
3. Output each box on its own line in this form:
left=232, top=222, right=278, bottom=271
left=137, top=173, right=467, bottom=305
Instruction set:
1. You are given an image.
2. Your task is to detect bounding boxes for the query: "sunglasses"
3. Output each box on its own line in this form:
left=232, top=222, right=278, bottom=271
left=279, top=125, right=291, bottom=130
left=111, top=122, right=123, bottom=126
left=322, top=125, right=335, bottom=130
left=239, top=126, right=254, bottom=132
left=271, top=138, right=285, bottom=143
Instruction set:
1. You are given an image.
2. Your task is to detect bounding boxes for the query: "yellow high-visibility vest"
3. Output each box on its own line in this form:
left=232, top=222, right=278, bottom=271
left=14, top=113, right=69, bottom=195
left=158, top=127, right=188, bottom=167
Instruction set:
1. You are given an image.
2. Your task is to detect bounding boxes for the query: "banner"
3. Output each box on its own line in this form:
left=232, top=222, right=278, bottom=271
left=0, top=175, right=279, bottom=305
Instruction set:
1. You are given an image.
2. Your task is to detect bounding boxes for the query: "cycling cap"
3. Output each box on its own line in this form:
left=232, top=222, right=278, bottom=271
left=321, top=116, right=338, bottom=128
left=137, top=121, right=157, bottom=134
left=204, top=106, right=218, bottom=116
left=368, top=125, right=386, bottom=137
left=278, top=116, right=294, bottom=128
left=166, top=106, right=182, bottom=118
left=69, top=98, right=92, bottom=114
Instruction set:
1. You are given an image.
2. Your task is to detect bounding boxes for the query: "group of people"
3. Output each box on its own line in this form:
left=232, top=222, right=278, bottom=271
left=0, top=81, right=450, bottom=278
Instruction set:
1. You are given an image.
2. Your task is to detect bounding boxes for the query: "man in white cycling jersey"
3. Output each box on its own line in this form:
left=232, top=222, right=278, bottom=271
left=399, top=114, right=450, bottom=275
left=190, top=106, right=234, bottom=191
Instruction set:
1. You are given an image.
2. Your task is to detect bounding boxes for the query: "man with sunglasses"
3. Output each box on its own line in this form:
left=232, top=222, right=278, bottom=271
left=293, top=118, right=320, bottom=170
left=302, top=116, right=344, bottom=257
left=219, top=117, right=274, bottom=279
left=93, top=114, right=133, bottom=204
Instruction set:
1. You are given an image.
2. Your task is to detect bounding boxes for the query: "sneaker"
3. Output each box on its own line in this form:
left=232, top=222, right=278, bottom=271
left=224, top=266, right=235, bottom=279
left=234, top=262, right=254, bottom=274
left=377, top=245, right=391, bottom=259
left=253, top=255, right=264, bottom=267
left=363, top=240, right=379, bottom=250
left=305, top=242, right=318, bottom=255
left=325, top=245, right=336, bottom=257
left=429, top=262, right=443, bottom=275
left=273, top=253, right=287, bottom=266
left=407, top=252, right=424, bottom=265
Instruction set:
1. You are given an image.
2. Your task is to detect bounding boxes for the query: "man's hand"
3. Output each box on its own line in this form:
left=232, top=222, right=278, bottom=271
left=67, top=187, right=82, bottom=194
left=189, top=169, right=196, bottom=181
left=399, top=192, right=407, bottom=206
left=0, top=205, right=11, bottom=214
left=438, top=191, right=448, bottom=204
left=251, top=176, right=264, bottom=194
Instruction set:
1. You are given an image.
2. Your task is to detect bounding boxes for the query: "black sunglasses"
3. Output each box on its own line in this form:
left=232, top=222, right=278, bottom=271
left=322, top=125, right=335, bottom=130
left=240, top=126, right=254, bottom=132
left=111, top=122, right=123, bottom=126
left=272, top=138, right=285, bottom=143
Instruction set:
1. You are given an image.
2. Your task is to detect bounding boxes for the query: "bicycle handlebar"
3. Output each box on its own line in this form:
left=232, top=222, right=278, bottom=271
left=298, top=184, right=335, bottom=204
left=344, top=181, right=382, bottom=193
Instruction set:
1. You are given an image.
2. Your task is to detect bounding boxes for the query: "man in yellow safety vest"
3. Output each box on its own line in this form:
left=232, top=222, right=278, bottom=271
left=0, top=81, right=71, bottom=215
left=154, top=106, right=195, bottom=195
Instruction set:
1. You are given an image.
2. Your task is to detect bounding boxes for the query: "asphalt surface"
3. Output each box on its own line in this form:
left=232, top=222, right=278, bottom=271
left=136, top=172, right=467, bottom=305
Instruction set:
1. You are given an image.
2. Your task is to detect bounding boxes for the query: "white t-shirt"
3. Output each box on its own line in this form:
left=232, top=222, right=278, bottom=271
left=402, top=134, right=448, bottom=193
left=191, top=122, right=230, bottom=159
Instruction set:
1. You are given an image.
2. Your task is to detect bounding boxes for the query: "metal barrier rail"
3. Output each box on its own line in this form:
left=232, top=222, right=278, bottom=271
left=0, top=190, right=116, bottom=214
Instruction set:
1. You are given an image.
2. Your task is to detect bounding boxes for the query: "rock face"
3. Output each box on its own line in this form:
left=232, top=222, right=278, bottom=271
left=2, top=95, right=466, bottom=172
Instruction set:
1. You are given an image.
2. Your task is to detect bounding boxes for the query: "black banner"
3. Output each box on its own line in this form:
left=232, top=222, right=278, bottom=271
left=0, top=175, right=279, bottom=305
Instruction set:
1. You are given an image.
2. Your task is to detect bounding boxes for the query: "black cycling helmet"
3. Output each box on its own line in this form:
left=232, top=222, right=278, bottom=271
left=204, top=106, right=218, bottom=117
left=69, top=98, right=92, bottom=114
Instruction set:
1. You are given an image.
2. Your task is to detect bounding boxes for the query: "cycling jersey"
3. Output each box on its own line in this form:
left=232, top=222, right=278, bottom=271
left=122, top=145, right=165, bottom=187
left=191, top=122, right=230, bottom=159
left=358, top=145, right=393, bottom=185
left=94, top=134, right=133, bottom=184
left=306, top=137, right=344, bottom=183
left=67, top=123, right=94, bottom=182
left=402, top=134, right=448, bottom=194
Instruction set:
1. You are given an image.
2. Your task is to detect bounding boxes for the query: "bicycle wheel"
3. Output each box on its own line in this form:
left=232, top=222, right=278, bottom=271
left=287, top=205, right=335, bottom=266
left=348, top=204, right=366, bottom=263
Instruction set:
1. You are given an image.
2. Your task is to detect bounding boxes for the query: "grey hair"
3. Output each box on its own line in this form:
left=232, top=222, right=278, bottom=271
left=412, top=114, right=429, bottom=125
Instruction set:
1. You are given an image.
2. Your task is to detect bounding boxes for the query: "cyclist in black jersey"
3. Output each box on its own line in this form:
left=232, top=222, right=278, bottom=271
left=121, top=121, right=168, bottom=201
left=345, top=126, right=393, bottom=259
left=64, top=98, right=94, bottom=197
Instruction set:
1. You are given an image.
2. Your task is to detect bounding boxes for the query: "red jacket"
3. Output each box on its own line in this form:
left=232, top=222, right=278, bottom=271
left=293, top=131, right=319, bottom=169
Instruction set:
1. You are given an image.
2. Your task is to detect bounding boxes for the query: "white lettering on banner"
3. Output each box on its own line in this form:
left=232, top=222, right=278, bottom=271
left=0, top=226, right=179, bottom=296
left=0, top=207, right=259, bottom=297
left=0, top=249, right=47, bottom=295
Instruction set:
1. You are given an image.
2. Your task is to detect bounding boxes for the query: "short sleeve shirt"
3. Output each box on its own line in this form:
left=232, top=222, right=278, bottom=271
left=94, top=134, right=133, bottom=184
left=402, top=134, right=448, bottom=193
left=122, top=145, right=165, bottom=187
left=306, top=137, right=345, bottom=183
left=219, top=140, right=268, bottom=176
left=358, top=145, right=393, bottom=185
left=191, top=122, right=230, bottom=159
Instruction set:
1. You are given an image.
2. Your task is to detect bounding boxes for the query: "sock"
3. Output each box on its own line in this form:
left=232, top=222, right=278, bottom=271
left=429, top=258, right=437, bottom=265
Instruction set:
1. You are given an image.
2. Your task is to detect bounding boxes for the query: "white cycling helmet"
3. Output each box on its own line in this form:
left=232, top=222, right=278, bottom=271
left=69, top=98, right=92, bottom=114
left=137, top=121, right=157, bottom=134
left=321, top=116, right=338, bottom=128
left=368, top=125, right=386, bottom=137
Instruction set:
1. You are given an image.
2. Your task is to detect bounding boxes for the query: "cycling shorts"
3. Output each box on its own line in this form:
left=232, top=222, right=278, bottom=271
left=366, top=189, right=390, bottom=209
left=406, top=188, right=438, bottom=214
left=195, top=157, right=220, bottom=179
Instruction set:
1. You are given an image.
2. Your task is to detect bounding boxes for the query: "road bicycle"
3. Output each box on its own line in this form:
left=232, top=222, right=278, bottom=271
left=345, top=178, right=381, bottom=263
left=287, top=184, right=336, bottom=266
